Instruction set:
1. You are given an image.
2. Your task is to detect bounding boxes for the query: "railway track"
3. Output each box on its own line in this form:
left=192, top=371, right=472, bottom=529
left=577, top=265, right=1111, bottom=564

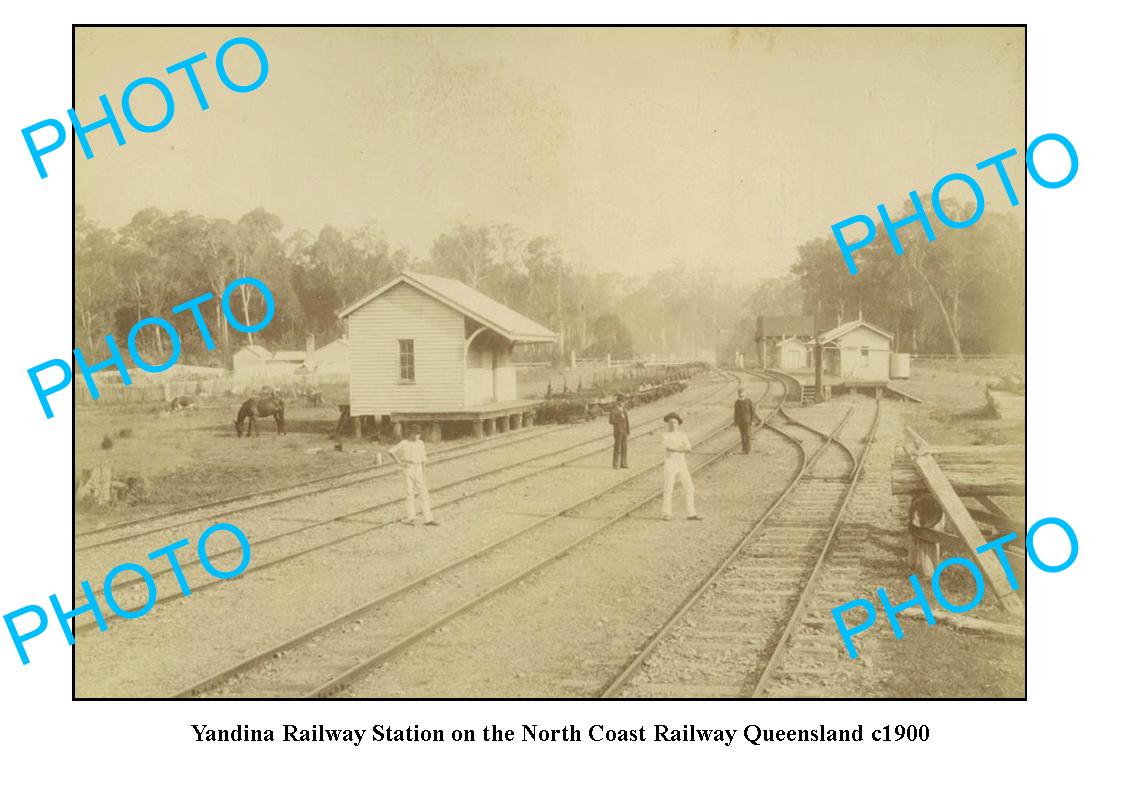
left=74, top=370, right=743, bottom=635
left=76, top=421, right=566, bottom=550
left=600, top=394, right=881, bottom=698
left=170, top=371, right=778, bottom=697
left=78, top=377, right=726, bottom=553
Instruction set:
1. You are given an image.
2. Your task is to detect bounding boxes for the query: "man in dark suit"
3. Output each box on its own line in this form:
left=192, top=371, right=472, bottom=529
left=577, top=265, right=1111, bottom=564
left=609, top=394, right=630, bottom=468
left=733, top=387, right=754, bottom=454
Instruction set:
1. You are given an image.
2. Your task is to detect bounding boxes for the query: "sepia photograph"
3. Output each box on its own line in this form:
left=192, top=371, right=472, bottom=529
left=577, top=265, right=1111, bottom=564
left=72, top=25, right=1026, bottom=698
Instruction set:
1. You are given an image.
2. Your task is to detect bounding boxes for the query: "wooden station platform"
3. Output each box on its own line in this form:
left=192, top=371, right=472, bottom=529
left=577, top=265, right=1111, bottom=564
left=336, top=399, right=545, bottom=442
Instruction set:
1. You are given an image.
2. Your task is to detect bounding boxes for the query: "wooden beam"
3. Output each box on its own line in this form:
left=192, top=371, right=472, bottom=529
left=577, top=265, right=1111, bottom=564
left=975, top=495, right=1019, bottom=520
left=966, top=508, right=1024, bottom=536
left=897, top=605, right=1025, bottom=639
left=910, top=525, right=1024, bottom=558
left=903, top=429, right=1022, bottom=613
left=892, top=444, right=1025, bottom=496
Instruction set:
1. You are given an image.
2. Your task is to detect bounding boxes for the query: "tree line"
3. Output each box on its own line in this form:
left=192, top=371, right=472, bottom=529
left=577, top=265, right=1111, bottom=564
left=76, top=199, right=1023, bottom=370
left=75, top=206, right=746, bottom=367
left=785, top=198, right=1025, bottom=357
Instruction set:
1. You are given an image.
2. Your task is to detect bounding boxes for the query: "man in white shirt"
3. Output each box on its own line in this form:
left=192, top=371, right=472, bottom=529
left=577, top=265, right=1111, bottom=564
left=661, top=412, right=702, bottom=521
left=388, top=424, right=438, bottom=526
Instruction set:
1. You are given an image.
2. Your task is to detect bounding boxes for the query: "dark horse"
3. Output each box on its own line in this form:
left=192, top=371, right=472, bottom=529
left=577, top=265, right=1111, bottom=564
left=235, top=397, right=286, bottom=437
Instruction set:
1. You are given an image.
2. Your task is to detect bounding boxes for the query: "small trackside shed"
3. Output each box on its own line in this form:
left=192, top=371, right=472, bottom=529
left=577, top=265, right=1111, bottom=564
left=232, top=344, right=273, bottom=375
left=775, top=337, right=809, bottom=370
left=337, top=271, right=558, bottom=439
left=818, top=319, right=893, bottom=382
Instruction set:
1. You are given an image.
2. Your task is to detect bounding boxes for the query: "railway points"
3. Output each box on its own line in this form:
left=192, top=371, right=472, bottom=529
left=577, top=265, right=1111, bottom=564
left=73, top=372, right=739, bottom=634
left=165, top=371, right=764, bottom=697
left=73, top=362, right=1026, bottom=700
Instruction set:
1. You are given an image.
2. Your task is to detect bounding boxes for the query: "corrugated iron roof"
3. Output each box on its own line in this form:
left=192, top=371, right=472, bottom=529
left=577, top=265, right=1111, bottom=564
left=338, top=271, right=558, bottom=343
left=817, top=319, right=894, bottom=344
left=777, top=336, right=808, bottom=349
left=238, top=344, right=272, bottom=359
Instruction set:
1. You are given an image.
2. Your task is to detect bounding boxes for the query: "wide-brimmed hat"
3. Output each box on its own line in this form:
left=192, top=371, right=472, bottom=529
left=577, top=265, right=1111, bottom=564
left=663, top=412, right=683, bottom=424
left=407, top=424, right=422, bottom=435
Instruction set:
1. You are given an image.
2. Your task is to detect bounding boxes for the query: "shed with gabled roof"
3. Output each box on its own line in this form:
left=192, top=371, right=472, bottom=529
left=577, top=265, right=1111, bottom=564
left=817, top=319, right=893, bottom=382
left=338, top=271, right=558, bottom=428
left=774, top=336, right=810, bottom=370
left=232, top=344, right=273, bottom=375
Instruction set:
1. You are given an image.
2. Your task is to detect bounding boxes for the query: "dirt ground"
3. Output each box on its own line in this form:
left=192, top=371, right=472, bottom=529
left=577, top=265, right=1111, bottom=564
left=74, top=371, right=744, bottom=696
left=76, top=401, right=378, bottom=529
left=73, top=362, right=1026, bottom=698
left=75, top=364, right=698, bottom=531
left=870, top=358, right=1026, bottom=697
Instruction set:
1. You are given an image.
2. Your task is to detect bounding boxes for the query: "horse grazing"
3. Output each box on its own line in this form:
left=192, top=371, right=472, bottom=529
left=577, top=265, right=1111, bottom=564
left=169, top=396, right=198, bottom=412
left=235, top=397, right=286, bottom=437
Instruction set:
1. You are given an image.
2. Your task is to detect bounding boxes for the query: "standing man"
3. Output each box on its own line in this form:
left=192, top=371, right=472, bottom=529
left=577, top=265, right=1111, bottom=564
left=609, top=393, right=630, bottom=469
left=388, top=424, right=438, bottom=526
left=662, top=412, right=702, bottom=521
left=734, top=386, right=755, bottom=454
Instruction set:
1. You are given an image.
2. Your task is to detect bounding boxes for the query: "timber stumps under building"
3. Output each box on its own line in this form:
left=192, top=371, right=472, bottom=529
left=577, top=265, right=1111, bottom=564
left=337, top=271, right=558, bottom=441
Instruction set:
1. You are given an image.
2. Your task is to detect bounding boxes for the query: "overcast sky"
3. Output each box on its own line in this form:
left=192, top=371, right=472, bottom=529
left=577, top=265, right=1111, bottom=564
left=75, top=26, right=1025, bottom=282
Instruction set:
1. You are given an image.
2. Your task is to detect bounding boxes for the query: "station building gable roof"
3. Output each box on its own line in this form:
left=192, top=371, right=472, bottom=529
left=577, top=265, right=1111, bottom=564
left=818, top=319, right=894, bottom=345
left=272, top=351, right=308, bottom=362
left=338, top=271, right=558, bottom=344
left=777, top=336, right=808, bottom=349
left=237, top=344, right=272, bottom=359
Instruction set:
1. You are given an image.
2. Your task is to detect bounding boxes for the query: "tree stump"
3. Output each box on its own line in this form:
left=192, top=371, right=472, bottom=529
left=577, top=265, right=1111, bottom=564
left=908, top=494, right=945, bottom=578
left=334, top=405, right=351, bottom=439
left=76, top=466, right=113, bottom=507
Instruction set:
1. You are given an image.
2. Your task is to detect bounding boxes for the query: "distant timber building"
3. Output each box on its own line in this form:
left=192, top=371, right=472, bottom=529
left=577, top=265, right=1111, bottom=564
left=775, top=337, right=810, bottom=370
left=232, top=344, right=307, bottom=376
left=755, top=315, right=818, bottom=368
left=818, top=319, right=894, bottom=382
left=338, top=271, right=558, bottom=440
left=232, top=344, right=273, bottom=376
left=298, top=337, right=350, bottom=376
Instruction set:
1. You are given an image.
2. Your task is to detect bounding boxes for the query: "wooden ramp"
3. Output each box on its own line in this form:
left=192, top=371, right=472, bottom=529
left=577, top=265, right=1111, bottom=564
left=885, top=383, right=924, bottom=403
left=901, top=428, right=1023, bottom=614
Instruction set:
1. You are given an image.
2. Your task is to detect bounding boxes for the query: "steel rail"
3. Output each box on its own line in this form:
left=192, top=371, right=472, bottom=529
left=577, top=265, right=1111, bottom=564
left=747, top=399, right=881, bottom=697
left=79, top=372, right=736, bottom=592
left=599, top=383, right=858, bottom=697
left=76, top=423, right=561, bottom=546
left=75, top=372, right=743, bottom=634
left=172, top=372, right=772, bottom=698
left=79, top=376, right=732, bottom=550
left=307, top=379, right=779, bottom=698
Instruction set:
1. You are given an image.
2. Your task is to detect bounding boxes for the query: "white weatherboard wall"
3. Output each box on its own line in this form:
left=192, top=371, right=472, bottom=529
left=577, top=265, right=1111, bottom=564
left=232, top=348, right=268, bottom=375
left=347, top=283, right=465, bottom=414
left=464, top=334, right=494, bottom=405
left=835, top=326, right=892, bottom=381
left=495, top=345, right=516, bottom=400
left=464, top=335, right=517, bottom=405
left=778, top=339, right=807, bottom=370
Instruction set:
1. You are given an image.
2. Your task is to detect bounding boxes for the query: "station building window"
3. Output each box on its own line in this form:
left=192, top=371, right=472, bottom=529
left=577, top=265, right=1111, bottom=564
left=399, top=339, right=415, bottom=381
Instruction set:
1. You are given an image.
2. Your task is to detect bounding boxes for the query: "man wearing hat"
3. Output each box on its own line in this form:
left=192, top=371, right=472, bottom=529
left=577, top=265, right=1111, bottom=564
left=661, top=412, right=701, bottom=521
left=388, top=424, right=438, bottom=526
left=733, top=387, right=754, bottom=454
left=609, top=393, right=630, bottom=468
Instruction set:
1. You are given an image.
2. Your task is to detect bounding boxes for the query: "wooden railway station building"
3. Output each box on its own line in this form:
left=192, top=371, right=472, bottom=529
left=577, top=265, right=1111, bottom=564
left=818, top=318, right=894, bottom=383
left=338, top=271, right=558, bottom=440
